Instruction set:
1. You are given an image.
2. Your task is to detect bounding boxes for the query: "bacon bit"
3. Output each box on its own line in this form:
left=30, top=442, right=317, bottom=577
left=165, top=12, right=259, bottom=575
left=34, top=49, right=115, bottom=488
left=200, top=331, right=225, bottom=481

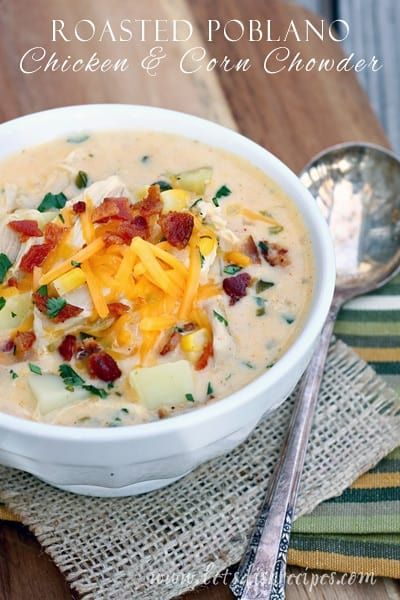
left=87, top=351, right=121, bottom=382
left=73, top=200, right=86, bottom=214
left=14, top=331, right=36, bottom=356
left=160, top=211, right=194, bottom=249
left=7, top=277, right=18, bottom=288
left=242, top=235, right=261, bottom=264
left=44, top=222, right=67, bottom=246
left=158, top=407, right=169, bottom=419
left=134, top=185, right=162, bottom=217
left=159, top=331, right=180, bottom=356
left=0, top=339, right=15, bottom=353
left=8, top=220, right=42, bottom=241
left=32, top=290, right=49, bottom=313
left=20, top=243, right=54, bottom=273
left=52, top=303, right=83, bottom=324
left=58, top=334, right=77, bottom=361
left=106, top=197, right=132, bottom=221
left=103, top=216, right=149, bottom=246
left=195, top=341, right=213, bottom=371
left=223, top=272, right=251, bottom=305
left=259, top=241, right=290, bottom=267
left=107, top=302, right=130, bottom=317
left=91, top=197, right=131, bottom=224
left=76, top=339, right=101, bottom=360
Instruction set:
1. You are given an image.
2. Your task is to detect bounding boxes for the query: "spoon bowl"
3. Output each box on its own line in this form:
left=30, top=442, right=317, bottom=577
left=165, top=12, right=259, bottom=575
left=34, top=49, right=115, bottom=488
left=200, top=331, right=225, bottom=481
left=300, top=142, right=400, bottom=301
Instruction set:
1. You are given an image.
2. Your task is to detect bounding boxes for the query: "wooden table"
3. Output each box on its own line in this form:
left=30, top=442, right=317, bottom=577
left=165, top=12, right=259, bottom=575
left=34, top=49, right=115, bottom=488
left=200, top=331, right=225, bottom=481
left=0, top=1, right=398, bottom=598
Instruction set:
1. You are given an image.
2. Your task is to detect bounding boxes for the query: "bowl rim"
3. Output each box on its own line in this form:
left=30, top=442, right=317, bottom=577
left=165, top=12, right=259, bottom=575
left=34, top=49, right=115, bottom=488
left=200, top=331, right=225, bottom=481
left=0, top=103, right=335, bottom=441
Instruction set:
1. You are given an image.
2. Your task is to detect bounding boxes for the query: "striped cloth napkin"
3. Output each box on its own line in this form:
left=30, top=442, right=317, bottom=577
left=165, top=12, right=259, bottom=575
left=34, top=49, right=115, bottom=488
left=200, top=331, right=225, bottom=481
left=289, top=273, right=400, bottom=579
left=0, top=276, right=399, bottom=579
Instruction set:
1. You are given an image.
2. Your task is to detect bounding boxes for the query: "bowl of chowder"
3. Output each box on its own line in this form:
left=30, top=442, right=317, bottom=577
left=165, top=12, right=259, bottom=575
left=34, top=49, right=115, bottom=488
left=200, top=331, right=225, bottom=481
left=0, top=105, right=335, bottom=496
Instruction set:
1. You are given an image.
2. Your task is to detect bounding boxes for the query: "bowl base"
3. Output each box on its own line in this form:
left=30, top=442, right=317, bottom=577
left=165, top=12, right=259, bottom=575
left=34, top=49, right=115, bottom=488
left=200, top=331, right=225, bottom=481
left=38, top=472, right=190, bottom=497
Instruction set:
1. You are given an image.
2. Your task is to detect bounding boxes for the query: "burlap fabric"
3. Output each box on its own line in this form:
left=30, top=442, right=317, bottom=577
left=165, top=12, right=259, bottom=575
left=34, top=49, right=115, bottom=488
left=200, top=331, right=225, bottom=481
left=0, top=339, right=399, bottom=599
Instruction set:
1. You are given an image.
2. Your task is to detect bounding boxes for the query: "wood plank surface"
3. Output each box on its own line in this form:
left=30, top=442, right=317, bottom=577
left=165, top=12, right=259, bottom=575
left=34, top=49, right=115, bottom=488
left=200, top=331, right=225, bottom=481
left=0, top=0, right=397, bottom=598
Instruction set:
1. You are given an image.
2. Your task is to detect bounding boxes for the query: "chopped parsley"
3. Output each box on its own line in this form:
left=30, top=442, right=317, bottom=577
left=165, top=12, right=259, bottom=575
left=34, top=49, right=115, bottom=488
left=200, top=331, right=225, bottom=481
left=213, top=310, right=228, bottom=327
left=266, top=362, right=276, bottom=369
left=224, top=264, right=242, bottom=275
left=269, top=225, right=284, bottom=235
left=141, top=155, right=150, bottom=163
left=212, top=185, right=231, bottom=207
left=75, top=170, right=88, bottom=189
left=67, top=134, right=89, bottom=144
left=71, top=260, right=81, bottom=267
left=200, top=251, right=205, bottom=268
left=79, top=331, right=96, bottom=340
left=10, top=370, right=18, bottom=380
left=207, top=382, right=214, bottom=396
left=59, top=364, right=108, bottom=398
left=38, top=192, right=67, bottom=213
left=256, top=280, right=274, bottom=294
left=0, top=297, right=6, bottom=311
left=283, top=315, right=295, bottom=325
left=152, top=180, right=172, bottom=192
left=11, top=312, right=16, bottom=318
left=47, top=297, right=67, bottom=319
left=190, top=197, right=203, bottom=209
left=185, top=393, right=195, bottom=403
left=58, top=213, right=65, bottom=224
left=254, top=296, right=266, bottom=317
left=258, top=241, right=269, bottom=255
left=29, top=363, right=42, bottom=375
left=121, top=407, right=129, bottom=414
left=37, top=285, right=48, bottom=297
left=0, top=254, right=12, bottom=284
left=243, top=361, right=255, bottom=369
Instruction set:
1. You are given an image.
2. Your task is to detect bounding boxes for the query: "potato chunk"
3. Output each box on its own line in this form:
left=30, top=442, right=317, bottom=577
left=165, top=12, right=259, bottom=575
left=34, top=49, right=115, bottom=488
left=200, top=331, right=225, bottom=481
left=129, top=360, right=195, bottom=410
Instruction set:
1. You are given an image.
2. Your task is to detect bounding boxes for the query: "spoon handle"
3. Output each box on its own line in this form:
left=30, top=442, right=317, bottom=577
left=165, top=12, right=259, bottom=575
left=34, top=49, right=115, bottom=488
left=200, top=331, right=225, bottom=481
left=230, top=307, right=337, bottom=600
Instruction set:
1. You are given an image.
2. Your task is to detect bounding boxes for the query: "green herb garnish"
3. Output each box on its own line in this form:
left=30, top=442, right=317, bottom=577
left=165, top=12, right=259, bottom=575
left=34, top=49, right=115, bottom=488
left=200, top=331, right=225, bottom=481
left=38, top=192, right=67, bottom=212
left=11, top=312, right=16, bottom=318
left=141, top=155, right=150, bottom=163
left=212, top=185, right=231, bottom=207
left=256, top=280, right=274, bottom=294
left=79, top=332, right=96, bottom=340
left=224, top=264, right=242, bottom=275
left=213, top=310, right=228, bottom=327
left=67, top=134, right=89, bottom=144
left=190, top=198, right=203, bottom=209
left=200, top=251, right=205, bottom=268
left=121, top=408, right=129, bottom=414
left=207, top=382, right=214, bottom=396
left=266, top=362, right=276, bottom=369
left=258, top=241, right=269, bottom=255
left=243, top=361, right=255, bottom=369
left=47, top=297, right=67, bottom=319
left=185, top=393, right=195, bottom=403
left=0, top=254, right=12, bottom=284
left=75, top=170, right=88, bottom=189
left=37, top=284, right=48, bottom=297
left=59, top=364, right=108, bottom=398
left=71, top=260, right=81, bottom=267
left=0, top=297, right=6, bottom=311
left=254, top=296, right=266, bottom=317
left=283, top=315, right=295, bottom=325
left=10, top=370, right=18, bottom=380
left=58, top=213, right=65, bottom=224
left=82, top=384, right=108, bottom=399
left=152, top=180, right=172, bottom=192
left=29, top=363, right=42, bottom=375
left=59, top=364, right=85, bottom=387
left=269, top=225, right=284, bottom=234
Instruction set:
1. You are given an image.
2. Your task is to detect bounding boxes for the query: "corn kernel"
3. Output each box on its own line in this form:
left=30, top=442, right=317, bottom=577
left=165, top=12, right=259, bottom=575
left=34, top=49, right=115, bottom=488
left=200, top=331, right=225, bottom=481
left=199, top=235, right=217, bottom=257
left=224, top=251, right=250, bottom=267
left=53, top=267, right=86, bottom=296
left=180, top=328, right=209, bottom=362
left=161, top=189, right=191, bottom=213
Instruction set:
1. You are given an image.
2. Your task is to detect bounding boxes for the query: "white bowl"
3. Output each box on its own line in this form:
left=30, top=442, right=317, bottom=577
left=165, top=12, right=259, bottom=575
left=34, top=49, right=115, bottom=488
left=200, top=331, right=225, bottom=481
left=0, top=105, right=335, bottom=496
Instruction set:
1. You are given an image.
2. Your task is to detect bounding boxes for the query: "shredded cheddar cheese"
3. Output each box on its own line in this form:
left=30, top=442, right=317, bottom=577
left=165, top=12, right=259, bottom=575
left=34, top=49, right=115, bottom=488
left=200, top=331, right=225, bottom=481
left=39, top=237, right=105, bottom=285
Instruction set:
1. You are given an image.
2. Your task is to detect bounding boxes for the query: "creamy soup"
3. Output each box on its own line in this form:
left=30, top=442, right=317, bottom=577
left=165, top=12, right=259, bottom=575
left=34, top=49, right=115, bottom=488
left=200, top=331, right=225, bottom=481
left=0, top=131, right=314, bottom=427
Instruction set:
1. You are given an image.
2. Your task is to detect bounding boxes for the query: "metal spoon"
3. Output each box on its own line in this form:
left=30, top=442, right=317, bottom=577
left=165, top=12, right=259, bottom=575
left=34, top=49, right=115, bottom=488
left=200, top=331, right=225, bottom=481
left=230, top=142, right=400, bottom=600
